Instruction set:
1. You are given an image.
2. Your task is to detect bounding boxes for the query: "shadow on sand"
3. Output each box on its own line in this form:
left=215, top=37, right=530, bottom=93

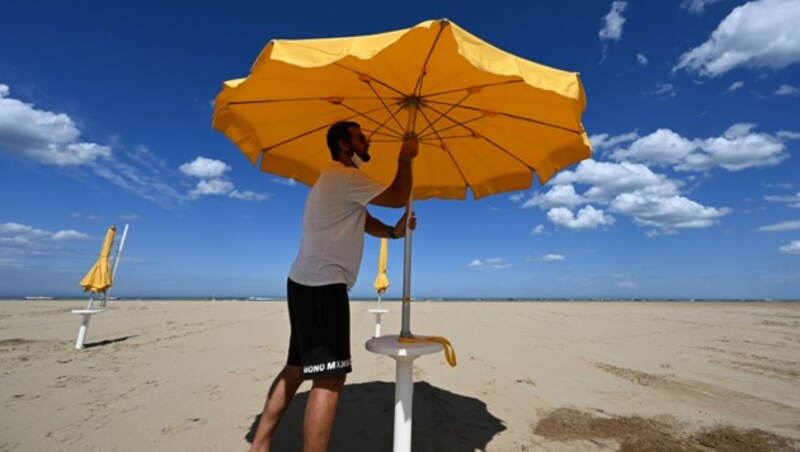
left=246, top=380, right=505, bottom=451
left=83, top=335, right=138, bottom=349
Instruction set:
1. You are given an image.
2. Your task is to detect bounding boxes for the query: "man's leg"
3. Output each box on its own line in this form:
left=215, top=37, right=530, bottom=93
left=303, top=374, right=346, bottom=452
left=249, top=365, right=304, bottom=452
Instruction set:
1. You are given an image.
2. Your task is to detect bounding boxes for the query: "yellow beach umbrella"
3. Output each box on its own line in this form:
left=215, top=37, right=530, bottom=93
left=214, top=21, right=591, bottom=448
left=374, top=238, right=390, bottom=296
left=79, top=226, right=116, bottom=293
left=213, top=18, right=591, bottom=338
left=213, top=19, right=590, bottom=201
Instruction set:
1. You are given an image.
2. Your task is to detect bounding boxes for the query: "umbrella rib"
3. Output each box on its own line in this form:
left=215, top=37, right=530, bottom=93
left=261, top=104, right=400, bottom=152
left=420, top=105, right=534, bottom=172
left=416, top=108, right=472, bottom=189
left=262, top=122, right=334, bottom=152
left=413, top=20, right=448, bottom=98
left=417, top=103, right=486, bottom=139
left=335, top=102, right=404, bottom=138
left=332, top=63, right=407, bottom=98
left=364, top=106, right=408, bottom=141
left=229, top=96, right=375, bottom=106
left=364, top=79, right=407, bottom=133
left=425, top=100, right=582, bottom=135
left=422, top=79, right=523, bottom=98
left=417, top=91, right=472, bottom=137
left=481, top=135, right=535, bottom=171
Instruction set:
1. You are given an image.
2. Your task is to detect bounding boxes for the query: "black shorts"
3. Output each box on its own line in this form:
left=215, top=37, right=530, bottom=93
left=286, top=278, right=352, bottom=379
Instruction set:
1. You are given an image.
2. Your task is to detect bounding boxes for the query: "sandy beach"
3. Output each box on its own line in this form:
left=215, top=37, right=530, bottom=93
left=1, top=299, right=798, bottom=451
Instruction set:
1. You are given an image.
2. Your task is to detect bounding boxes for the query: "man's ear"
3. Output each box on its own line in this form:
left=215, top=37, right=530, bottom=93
left=339, top=139, right=352, bottom=155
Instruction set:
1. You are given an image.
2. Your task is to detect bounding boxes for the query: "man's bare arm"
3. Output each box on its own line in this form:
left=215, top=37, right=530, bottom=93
left=370, top=137, right=418, bottom=208
left=365, top=210, right=416, bottom=238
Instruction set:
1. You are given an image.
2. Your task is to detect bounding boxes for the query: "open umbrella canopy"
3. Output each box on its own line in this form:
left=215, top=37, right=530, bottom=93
left=79, top=226, right=116, bottom=293
left=374, top=238, right=390, bottom=295
left=213, top=19, right=591, bottom=201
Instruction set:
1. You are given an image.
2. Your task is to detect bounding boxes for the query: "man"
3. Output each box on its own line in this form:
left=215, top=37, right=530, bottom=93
left=249, top=121, right=418, bottom=452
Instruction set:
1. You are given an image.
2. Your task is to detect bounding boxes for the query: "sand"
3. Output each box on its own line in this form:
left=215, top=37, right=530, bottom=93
left=1, top=299, right=798, bottom=451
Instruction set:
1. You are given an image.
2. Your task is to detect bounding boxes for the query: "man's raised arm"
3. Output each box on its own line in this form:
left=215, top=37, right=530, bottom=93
left=370, top=136, right=419, bottom=208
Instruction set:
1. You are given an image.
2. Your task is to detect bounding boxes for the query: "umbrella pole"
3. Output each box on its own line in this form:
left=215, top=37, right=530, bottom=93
left=400, top=104, right=417, bottom=339
left=400, top=199, right=413, bottom=338
left=102, top=224, right=129, bottom=308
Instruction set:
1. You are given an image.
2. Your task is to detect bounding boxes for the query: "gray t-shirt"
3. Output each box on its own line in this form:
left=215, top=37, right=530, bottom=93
left=289, top=162, right=387, bottom=289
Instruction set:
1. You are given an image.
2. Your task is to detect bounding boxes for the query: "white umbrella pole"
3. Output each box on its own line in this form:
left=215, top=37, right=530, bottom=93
left=400, top=107, right=417, bottom=339
left=400, top=199, right=413, bottom=338
left=102, top=224, right=129, bottom=308
left=393, top=355, right=415, bottom=452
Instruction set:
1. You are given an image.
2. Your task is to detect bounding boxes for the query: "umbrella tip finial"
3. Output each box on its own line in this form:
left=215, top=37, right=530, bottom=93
left=439, top=18, right=450, bottom=27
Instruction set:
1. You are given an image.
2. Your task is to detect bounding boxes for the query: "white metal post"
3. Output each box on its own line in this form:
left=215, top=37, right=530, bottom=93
left=102, top=224, right=129, bottom=307
left=400, top=198, right=413, bottom=338
left=75, top=313, right=92, bottom=349
left=393, top=356, right=415, bottom=452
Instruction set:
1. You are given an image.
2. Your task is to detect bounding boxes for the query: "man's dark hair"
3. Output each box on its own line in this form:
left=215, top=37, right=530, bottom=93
left=326, top=121, right=360, bottom=160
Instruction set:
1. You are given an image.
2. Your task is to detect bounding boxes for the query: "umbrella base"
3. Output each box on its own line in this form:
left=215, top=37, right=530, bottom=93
left=365, top=335, right=442, bottom=452
left=71, top=309, right=104, bottom=350
left=367, top=308, right=390, bottom=338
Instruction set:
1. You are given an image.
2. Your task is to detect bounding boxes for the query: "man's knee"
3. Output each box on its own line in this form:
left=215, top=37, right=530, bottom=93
left=311, top=374, right=346, bottom=391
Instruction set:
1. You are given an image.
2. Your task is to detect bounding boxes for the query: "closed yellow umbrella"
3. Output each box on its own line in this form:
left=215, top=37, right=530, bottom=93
left=79, top=226, right=116, bottom=293
left=373, top=238, right=390, bottom=296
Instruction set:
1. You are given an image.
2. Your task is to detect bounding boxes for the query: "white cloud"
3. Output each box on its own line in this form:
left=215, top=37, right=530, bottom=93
left=272, top=177, right=297, bottom=187
left=599, top=1, right=628, bottom=42
left=681, top=0, right=723, bottom=14
left=90, top=149, right=184, bottom=209
left=589, top=132, right=639, bottom=151
left=0, top=222, right=90, bottom=251
left=765, top=192, right=800, bottom=208
left=71, top=213, right=102, bottom=221
left=529, top=159, right=731, bottom=233
left=674, top=0, right=800, bottom=77
left=758, top=220, right=800, bottom=232
left=550, top=160, right=679, bottom=203
left=609, top=124, right=790, bottom=172
left=229, top=190, right=270, bottom=201
left=775, top=84, right=800, bottom=96
left=0, top=222, right=49, bottom=242
left=779, top=240, right=800, bottom=254
left=637, top=53, right=648, bottom=65
left=610, top=187, right=731, bottom=229
left=610, top=129, right=696, bottom=167
left=618, top=280, right=639, bottom=289
left=647, top=82, right=677, bottom=100
left=522, top=184, right=586, bottom=209
left=468, top=258, right=511, bottom=271
left=51, top=230, right=91, bottom=241
left=180, top=156, right=269, bottom=202
left=726, top=81, right=745, bottom=92
left=509, top=192, right=526, bottom=202
left=531, top=224, right=545, bottom=235
left=0, top=85, right=187, bottom=208
left=0, top=85, right=111, bottom=165
left=528, top=254, right=565, bottom=262
left=700, top=124, right=790, bottom=171
left=548, top=205, right=615, bottom=230
left=189, top=178, right=234, bottom=197
left=180, top=156, right=231, bottom=178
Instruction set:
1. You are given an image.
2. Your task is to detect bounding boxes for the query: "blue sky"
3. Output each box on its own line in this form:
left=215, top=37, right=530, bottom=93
left=1, top=0, right=799, bottom=299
